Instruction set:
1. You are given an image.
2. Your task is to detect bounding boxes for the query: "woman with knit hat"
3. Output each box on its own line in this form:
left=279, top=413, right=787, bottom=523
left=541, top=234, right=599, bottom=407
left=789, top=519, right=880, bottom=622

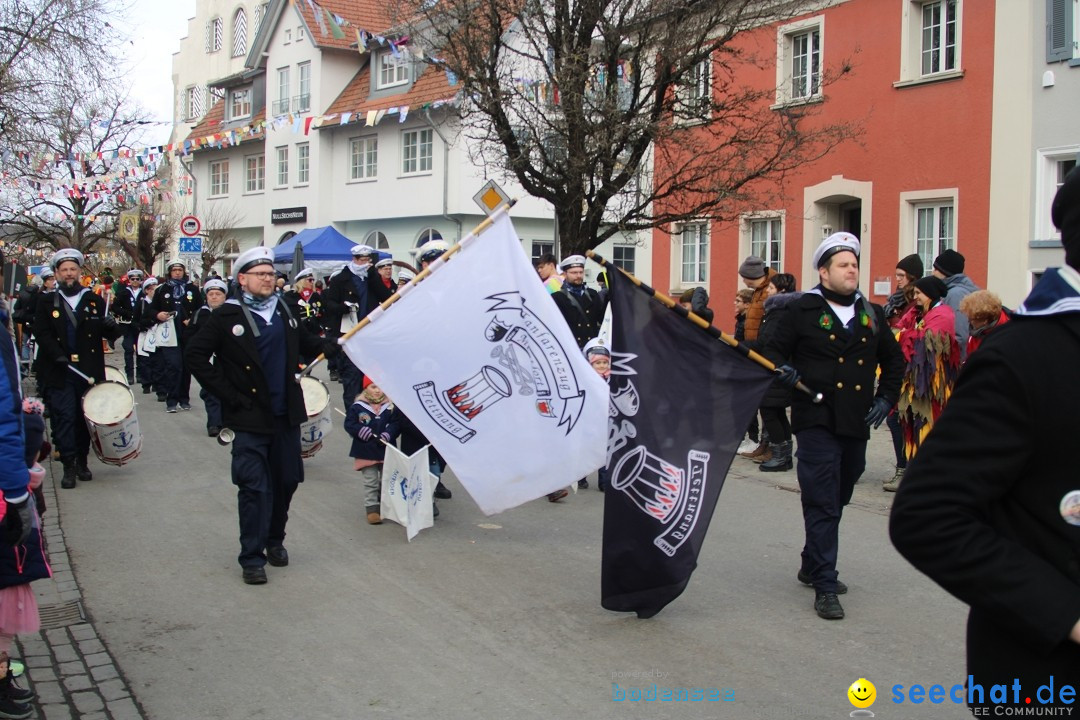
left=882, top=254, right=923, bottom=490
left=885, top=275, right=960, bottom=491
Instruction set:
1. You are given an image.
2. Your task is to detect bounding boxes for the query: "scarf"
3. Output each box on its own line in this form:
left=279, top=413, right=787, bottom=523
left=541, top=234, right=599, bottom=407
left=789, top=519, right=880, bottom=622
left=241, top=291, right=277, bottom=312
left=348, top=262, right=370, bottom=280
left=816, top=283, right=857, bottom=306
left=1015, top=265, right=1080, bottom=317
left=565, top=281, right=586, bottom=298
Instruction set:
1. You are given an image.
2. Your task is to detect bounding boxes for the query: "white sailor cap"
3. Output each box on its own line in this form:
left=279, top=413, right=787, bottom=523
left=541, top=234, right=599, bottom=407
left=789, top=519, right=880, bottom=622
left=583, top=337, right=610, bottom=358
left=50, top=248, right=84, bottom=270
left=126, top=268, right=145, bottom=279
left=167, top=261, right=186, bottom=272
left=560, top=254, right=586, bottom=270
left=350, top=244, right=376, bottom=257
left=39, top=267, right=55, bottom=280
left=812, top=232, right=861, bottom=269
left=294, top=268, right=315, bottom=282
left=141, top=277, right=159, bottom=290
left=418, top=239, right=449, bottom=262
left=203, top=279, right=228, bottom=294
left=397, top=269, right=415, bottom=282
left=375, top=257, right=393, bottom=269
left=235, top=247, right=275, bottom=274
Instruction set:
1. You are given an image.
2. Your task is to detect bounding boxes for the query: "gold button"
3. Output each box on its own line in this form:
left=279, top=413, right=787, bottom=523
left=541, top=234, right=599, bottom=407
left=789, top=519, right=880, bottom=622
left=855, top=385, right=862, bottom=391
left=857, top=359, right=864, bottom=365
left=245, top=365, right=251, bottom=370
left=862, top=337, right=867, bottom=343
left=829, top=334, right=836, bottom=341
left=838, top=357, right=845, bottom=364
left=251, top=388, right=257, bottom=393
left=836, top=382, right=843, bottom=389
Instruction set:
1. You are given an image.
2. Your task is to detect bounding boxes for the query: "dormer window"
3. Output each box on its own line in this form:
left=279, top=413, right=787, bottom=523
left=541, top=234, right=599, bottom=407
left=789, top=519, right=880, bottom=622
left=230, top=86, right=252, bottom=121
left=376, top=51, right=409, bottom=89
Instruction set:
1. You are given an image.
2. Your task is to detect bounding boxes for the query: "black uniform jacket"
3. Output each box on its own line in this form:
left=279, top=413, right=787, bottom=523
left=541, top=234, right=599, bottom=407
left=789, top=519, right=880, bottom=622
left=551, top=285, right=606, bottom=348
left=763, top=291, right=902, bottom=439
left=34, top=290, right=122, bottom=389
left=321, top=269, right=393, bottom=337
left=110, top=284, right=140, bottom=323
left=184, top=300, right=329, bottom=434
left=891, top=314, right=1080, bottom=686
left=151, top=279, right=202, bottom=323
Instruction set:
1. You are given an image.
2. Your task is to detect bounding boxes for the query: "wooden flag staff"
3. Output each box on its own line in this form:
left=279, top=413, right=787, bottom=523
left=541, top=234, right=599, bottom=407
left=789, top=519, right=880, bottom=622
left=587, top=250, right=823, bottom=404
left=296, top=198, right=519, bottom=381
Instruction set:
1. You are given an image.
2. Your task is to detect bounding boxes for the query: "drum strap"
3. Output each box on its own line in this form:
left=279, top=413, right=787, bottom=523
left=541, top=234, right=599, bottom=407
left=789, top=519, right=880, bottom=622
left=55, top=292, right=78, bottom=329
left=238, top=298, right=297, bottom=339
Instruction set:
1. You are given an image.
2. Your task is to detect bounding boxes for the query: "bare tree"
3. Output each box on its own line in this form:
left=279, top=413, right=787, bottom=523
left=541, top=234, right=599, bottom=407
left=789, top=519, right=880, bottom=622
left=200, top=203, right=245, bottom=279
left=394, top=0, right=857, bottom=254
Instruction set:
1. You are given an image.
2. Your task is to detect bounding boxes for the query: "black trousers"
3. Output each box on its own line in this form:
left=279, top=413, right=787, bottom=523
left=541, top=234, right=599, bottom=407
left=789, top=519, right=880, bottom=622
left=201, top=387, right=223, bottom=430
left=47, top=375, right=91, bottom=463
left=793, top=427, right=866, bottom=594
left=760, top=406, right=791, bottom=443
left=340, top=356, right=364, bottom=407
left=230, top=417, right=303, bottom=569
left=886, top=409, right=905, bottom=469
left=158, top=345, right=191, bottom=405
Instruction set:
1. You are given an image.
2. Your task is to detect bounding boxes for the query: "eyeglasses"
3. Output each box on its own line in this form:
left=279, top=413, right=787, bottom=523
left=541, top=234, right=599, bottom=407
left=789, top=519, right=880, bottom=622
left=243, top=271, right=276, bottom=279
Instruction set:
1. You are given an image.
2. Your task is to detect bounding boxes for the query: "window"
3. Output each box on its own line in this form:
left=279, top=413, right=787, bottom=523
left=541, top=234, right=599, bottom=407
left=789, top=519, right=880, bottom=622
left=402, top=129, right=433, bottom=174
left=297, top=143, right=310, bottom=185
left=296, top=62, right=311, bottom=112
left=1047, top=0, right=1076, bottom=62
left=230, top=87, right=252, bottom=120
left=232, top=8, right=247, bottom=57
left=915, top=203, right=955, bottom=272
left=184, top=86, right=204, bottom=121
left=790, top=30, right=821, bottom=100
left=921, top=0, right=957, bottom=75
left=750, top=218, right=783, bottom=271
left=274, top=68, right=290, bottom=115
left=531, top=241, right=554, bottom=261
left=679, top=223, right=709, bottom=285
left=1035, top=149, right=1079, bottom=243
left=415, top=228, right=443, bottom=247
left=366, top=231, right=390, bottom=250
left=679, top=57, right=711, bottom=119
left=350, top=136, right=378, bottom=180
left=612, top=244, right=636, bottom=275
left=297, top=26, right=306, bottom=43
left=210, top=159, right=230, bottom=196
left=276, top=146, right=289, bottom=187
left=245, top=154, right=265, bottom=192
left=253, top=3, right=268, bottom=36
left=377, top=51, right=410, bottom=89
left=209, top=87, right=223, bottom=108
left=206, top=17, right=223, bottom=53
left=284, top=28, right=292, bottom=45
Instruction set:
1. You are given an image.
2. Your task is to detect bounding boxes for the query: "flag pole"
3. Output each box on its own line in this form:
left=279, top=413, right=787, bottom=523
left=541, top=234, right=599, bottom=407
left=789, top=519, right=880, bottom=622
left=587, top=251, right=823, bottom=404
left=296, top=199, right=519, bottom=381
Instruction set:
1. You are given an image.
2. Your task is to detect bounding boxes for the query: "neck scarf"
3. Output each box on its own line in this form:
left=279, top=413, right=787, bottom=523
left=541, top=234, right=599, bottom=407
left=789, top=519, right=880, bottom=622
left=241, top=291, right=277, bottom=312
left=816, top=283, right=857, bottom=306
left=348, top=262, right=370, bottom=279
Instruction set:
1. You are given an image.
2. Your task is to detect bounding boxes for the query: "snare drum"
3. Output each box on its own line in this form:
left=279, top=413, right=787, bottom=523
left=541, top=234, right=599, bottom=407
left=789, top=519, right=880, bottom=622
left=104, top=366, right=128, bottom=385
left=82, top=381, right=142, bottom=466
left=298, top=376, right=332, bottom=458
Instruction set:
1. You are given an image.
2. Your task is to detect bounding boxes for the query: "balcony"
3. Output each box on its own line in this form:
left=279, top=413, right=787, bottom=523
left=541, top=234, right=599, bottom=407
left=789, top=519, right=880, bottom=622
left=271, top=97, right=290, bottom=116
left=293, top=94, right=311, bottom=113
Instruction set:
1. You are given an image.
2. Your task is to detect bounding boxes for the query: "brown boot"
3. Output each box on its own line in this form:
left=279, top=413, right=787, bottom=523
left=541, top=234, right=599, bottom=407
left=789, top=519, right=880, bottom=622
left=739, top=441, right=768, bottom=459
left=752, top=444, right=773, bottom=464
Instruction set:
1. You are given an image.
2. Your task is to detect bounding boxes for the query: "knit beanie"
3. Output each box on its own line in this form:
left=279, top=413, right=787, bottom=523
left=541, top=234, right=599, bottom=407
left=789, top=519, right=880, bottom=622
left=895, top=254, right=924, bottom=279
left=933, top=249, right=965, bottom=277
left=913, top=276, right=948, bottom=304
left=738, top=256, right=766, bottom=279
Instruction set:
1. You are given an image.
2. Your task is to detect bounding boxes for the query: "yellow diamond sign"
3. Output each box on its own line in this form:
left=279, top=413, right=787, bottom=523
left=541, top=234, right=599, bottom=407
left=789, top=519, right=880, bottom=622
left=473, top=180, right=510, bottom=216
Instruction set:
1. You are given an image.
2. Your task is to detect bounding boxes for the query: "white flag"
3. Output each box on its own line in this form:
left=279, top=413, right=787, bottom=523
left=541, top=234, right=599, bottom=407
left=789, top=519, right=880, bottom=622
left=380, top=444, right=435, bottom=541
left=342, top=212, right=608, bottom=514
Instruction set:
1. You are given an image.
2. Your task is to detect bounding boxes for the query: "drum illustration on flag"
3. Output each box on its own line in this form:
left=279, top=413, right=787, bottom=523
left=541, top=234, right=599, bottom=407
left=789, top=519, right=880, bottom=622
left=444, top=366, right=511, bottom=422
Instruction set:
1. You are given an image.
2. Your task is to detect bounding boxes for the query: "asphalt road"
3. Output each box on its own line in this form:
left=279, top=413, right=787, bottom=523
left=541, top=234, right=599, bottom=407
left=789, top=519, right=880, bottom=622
left=55, top=365, right=973, bottom=720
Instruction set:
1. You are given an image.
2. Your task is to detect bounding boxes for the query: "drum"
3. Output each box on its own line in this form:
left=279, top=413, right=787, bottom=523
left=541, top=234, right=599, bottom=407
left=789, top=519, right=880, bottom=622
left=298, top=376, right=332, bottom=458
left=82, top=381, right=142, bottom=466
left=104, top=366, right=128, bottom=385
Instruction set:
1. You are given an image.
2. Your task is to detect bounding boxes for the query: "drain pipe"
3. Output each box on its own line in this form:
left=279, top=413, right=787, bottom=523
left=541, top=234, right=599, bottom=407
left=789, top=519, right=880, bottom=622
left=423, top=108, right=462, bottom=242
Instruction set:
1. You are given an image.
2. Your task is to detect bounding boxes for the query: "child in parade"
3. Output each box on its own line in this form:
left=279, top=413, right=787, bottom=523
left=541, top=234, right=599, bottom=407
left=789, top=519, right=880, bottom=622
left=345, top=377, right=401, bottom=525
left=584, top=338, right=611, bottom=492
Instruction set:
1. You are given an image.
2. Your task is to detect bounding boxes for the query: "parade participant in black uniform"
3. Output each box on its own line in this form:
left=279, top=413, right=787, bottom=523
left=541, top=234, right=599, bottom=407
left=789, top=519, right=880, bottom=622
left=322, top=245, right=393, bottom=406
left=189, top=278, right=228, bottom=437
left=135, top=278, right=162, bottom=397
left=551, top=255, right=606, bottom=348
left=185, top=247, right=339, bottom=585
left=283, top=269, right=322, bottom=366
left=110, top=268, right=144, bottom=385
left=890, top=170, right=1080, bottom=705
left=33, top=249, right=122, bottom=489
left=765, top=233, right=903, bottom=620
left=150, top=261, right=201, bottom=413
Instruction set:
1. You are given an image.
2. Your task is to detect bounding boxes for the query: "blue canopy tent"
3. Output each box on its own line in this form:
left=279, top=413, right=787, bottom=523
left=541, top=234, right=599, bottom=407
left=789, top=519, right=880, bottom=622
left=272, top=226, right=356, bottom=276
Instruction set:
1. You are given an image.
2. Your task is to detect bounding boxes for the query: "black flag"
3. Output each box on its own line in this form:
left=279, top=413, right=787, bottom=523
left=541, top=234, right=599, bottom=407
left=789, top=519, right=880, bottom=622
left=601, top=269, right=774, bottom=618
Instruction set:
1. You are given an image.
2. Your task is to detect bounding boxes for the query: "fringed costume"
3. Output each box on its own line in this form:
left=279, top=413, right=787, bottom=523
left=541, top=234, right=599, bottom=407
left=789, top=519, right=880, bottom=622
left=898, top=303, right=960, bottom=461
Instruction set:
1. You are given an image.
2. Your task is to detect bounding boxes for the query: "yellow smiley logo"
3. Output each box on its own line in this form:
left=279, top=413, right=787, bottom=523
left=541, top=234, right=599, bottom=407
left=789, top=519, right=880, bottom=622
left=848, top=678, right=876, bottom=709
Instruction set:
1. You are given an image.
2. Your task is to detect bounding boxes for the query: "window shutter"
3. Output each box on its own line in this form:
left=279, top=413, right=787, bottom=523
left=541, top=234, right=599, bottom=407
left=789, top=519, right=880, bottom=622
left=233, top=9, right=247, bottom=57
left=1047, top=0, right=1074, bottom=62
left=204, top=21, right=211, bottom=52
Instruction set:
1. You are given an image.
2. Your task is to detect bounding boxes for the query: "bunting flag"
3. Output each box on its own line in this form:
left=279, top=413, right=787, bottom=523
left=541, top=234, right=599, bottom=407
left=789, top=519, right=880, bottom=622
left=340, top=210, right=609, bottom=515
left=600, top=268, right=774, bottom=618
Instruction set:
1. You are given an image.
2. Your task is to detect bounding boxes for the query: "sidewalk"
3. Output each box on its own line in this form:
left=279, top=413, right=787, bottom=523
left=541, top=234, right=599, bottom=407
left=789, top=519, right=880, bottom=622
left=15, top=460, right=147, bottom=720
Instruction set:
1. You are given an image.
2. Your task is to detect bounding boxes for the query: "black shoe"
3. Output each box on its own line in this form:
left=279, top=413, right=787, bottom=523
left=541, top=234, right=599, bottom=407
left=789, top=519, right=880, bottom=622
left=577, top=478, right=589, bottom=490
left=433, top=502, right=440, bottom=518
left=328, top=371, right=340, bottom=382
left=242, top=567, right=267, bottom=585
left=266, top=546, right=289, bottom=567
left=156, top=393, right=167, bottom=402
left=142, top=385, right=152, bottom=394
left=798, top=569, right=847, bottom=594
left=433, top=481, right=452, bottom=500
left=166, top=405, right=178, bottom=413
left=60, top=461, right=77, bottom=490
left=208, top=426, right=221, bottom=437
left=127, top=375, right=136, bottom=385
left=76, top=460, right=93, bottom=482
left=180, top=403, right=192, bottom=411
left=814, top=591, right=844, bottom=620
left=0, top=696, right=32, bottom=720
left=1, top=671, right=33, bottom=704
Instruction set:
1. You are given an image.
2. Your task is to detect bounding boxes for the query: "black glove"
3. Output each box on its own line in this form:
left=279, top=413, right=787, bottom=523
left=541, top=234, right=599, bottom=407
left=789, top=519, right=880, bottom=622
left=3, top=498, right=32, bottom=547
left=101, top=316, right=118, bottom=331
left=864, top=397, right=892, bottom=429
left=774, top=364, right=800, bottom=389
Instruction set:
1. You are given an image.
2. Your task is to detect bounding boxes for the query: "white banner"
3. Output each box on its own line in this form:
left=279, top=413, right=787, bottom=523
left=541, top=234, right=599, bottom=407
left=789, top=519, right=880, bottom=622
left=342, top=212, right=608, bottom=514
left=380, top=444, right=436, bottom=541
left=156, top=317, right=178, bottom=348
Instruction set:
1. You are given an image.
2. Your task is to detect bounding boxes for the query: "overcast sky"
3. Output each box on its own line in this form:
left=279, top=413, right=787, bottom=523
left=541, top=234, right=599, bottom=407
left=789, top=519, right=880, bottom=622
left=113, top=0, right=196, bottom=145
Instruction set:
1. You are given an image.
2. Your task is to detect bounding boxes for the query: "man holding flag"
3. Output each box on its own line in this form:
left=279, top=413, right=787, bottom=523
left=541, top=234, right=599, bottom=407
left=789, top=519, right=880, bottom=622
left=766, top=233, right=903, bottom=620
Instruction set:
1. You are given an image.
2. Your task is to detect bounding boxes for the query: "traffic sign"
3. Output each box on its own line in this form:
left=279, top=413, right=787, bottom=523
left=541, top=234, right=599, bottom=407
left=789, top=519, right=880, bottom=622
left=180, top=215, right=202, bottom=237
left=473, top=180, right=510, bottom=216
left=178, top=236, right=203, bottom=255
